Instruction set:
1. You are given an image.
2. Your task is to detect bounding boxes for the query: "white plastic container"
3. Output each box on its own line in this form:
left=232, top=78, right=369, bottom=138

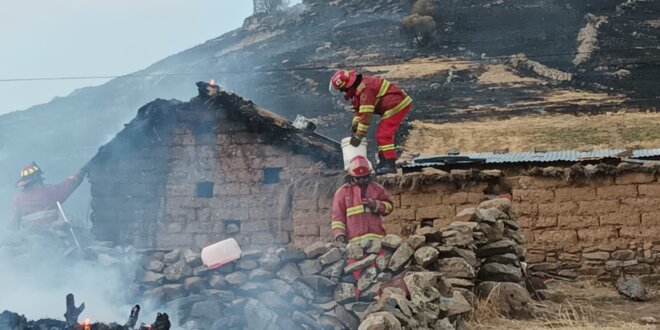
left=341, top=137, right=368, bottom=170
left=201, top=238, right=242, bottom=269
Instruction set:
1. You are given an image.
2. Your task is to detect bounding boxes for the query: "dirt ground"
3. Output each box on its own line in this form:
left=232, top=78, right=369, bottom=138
left=402, top=111, right=660, bottom=157
left=474, top=280, right=660, bottom=330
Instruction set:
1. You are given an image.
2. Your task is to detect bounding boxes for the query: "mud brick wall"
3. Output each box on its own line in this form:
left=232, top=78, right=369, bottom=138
left=158, top=102, right=327, bottom=250
left=509, top=171, right=660, bottom=279
left=291, top=172, right=492, bottom=248
left=91, top=98, right=328, bottom=250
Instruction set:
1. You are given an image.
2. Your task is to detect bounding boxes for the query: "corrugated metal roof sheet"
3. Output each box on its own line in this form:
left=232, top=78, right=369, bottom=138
left=405, top=148, right=660, bottom=168
left=633, top=148, right=660, bottom=158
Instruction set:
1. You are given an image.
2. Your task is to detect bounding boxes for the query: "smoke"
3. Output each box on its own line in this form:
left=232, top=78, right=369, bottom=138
left=0, top=225, right=137, bottom=323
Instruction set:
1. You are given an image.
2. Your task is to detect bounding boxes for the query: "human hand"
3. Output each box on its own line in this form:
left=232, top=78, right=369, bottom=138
left=335, top=235, right=347, bottom=244
left=350, top=134, right=363, bottom=147
left=363, top=198, right=377, bottom=211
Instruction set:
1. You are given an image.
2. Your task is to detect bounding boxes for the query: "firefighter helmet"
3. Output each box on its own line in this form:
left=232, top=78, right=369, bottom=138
left=16, top=162, right=43, bottom=187
left=329, top=69, right=358, bottom=95
left=347, top=155, right=372, bottom=177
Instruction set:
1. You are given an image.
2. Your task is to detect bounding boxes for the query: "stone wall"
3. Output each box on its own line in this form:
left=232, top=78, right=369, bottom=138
left=135, top=197, right=530, bottom=329
left=509, top=168, right=660, bottom=280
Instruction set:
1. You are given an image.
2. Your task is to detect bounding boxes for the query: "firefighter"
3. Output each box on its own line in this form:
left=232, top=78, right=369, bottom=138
left=11, top=162, right=87, bottom=233
left=329, top=69, right=413, bottom=175
left=331, top=155, right=394, bottom=244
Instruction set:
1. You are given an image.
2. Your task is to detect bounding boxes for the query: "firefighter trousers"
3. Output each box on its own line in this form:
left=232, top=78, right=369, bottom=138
left=375, top=104, right=411, bottom=160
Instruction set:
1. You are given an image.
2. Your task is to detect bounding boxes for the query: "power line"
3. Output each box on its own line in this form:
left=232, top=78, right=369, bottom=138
left=0, top=47, right=658, bottom=83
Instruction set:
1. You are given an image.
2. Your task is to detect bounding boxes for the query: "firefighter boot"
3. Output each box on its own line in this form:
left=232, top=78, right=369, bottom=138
left=376, top=157, right=397, bottom=175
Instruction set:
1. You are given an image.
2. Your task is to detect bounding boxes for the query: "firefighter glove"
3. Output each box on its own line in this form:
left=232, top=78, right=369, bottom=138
left=350, top=134, right=363, bottom=147
left=335, top=235, right=347, bottom=244
left=363, top=198, right=377, bottom=212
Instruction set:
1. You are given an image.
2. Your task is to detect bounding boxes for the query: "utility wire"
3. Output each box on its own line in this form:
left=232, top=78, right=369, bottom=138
left=0, top=47, right=658, bottom=83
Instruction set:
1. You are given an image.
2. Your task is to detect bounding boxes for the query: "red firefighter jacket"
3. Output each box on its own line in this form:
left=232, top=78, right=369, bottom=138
left=346, top=75, right=413, bottom=136
left=12, top=172, right=84, bottom=230
left=331, top=181, right=394, bottom=242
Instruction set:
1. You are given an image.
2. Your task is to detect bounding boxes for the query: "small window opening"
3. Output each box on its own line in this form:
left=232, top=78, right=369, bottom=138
left=263, top=167, right=282, bottom=184
left=224, top=220, right=241, bottom=234
left=196, top=181, right=214, bottom=198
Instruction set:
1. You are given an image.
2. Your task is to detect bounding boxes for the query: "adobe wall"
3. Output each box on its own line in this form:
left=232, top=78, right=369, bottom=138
left=291, top=165, right=660, bottom=280
left=509, top=169, right=660, bottom=279
left=291, top=169, right=501, bottom=248
left=158, top=101, right=328, bottom=251
left=90, top=98, right=329, bottom=250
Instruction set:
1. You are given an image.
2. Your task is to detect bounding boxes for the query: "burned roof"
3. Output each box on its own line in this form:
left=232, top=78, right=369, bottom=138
left=91, top=82, right=342, bottom=167
left=195, top=81, right=341, bottom=166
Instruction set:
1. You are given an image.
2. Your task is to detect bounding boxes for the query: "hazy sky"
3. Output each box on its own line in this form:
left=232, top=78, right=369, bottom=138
left=0, top=0, right=279, bottom=115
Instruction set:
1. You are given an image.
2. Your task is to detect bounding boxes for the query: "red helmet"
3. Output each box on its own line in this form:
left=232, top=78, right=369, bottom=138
left=329, top=70, right=358, bottom=95
left=347, top=156, right=372, bottom=177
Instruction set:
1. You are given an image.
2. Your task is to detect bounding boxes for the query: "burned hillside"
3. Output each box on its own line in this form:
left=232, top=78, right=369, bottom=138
left=1, top=0, right=658, bottom=215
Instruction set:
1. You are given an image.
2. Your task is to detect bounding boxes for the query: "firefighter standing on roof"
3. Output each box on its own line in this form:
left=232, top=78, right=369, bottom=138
left=331, top=155, right=394, bottom=244
left=11, top=162, right=87, bottom=232
left=329, top=69, right=413, bottom=175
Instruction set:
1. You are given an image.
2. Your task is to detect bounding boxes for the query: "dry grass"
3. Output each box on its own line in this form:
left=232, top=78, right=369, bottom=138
left=471, top=298, right=654, bottom=330
left=472, top=280, right=658, bottom=330
left=402, top=111, right=660, bottom=156
left=364, top=58, right=477, bottom=79
left=478, top=64, right=543, bottom=85
left=215, top=30, right=284, bottom=56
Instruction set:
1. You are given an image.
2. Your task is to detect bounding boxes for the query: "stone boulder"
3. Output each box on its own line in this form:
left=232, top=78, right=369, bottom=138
left=477, top=282, right=532, bottom=319
left=359, top=312, right=402, bottom=330
left=436, top=258, right=475, bottom=279
left=414, top=246, right=440, bottom=268
left=164, top=259, right=193, bottom=282
left=477, top=263, right=523, bottom=282
left=388, top=242, right=414, bottom=272
left=617, top=277, right=648, bottom=302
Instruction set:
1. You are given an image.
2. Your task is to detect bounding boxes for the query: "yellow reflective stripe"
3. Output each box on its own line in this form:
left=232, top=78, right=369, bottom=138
left=357, top=123, right=370, bottom=132
left=378, top=144, right=396, bottom=151
left=376, top=80, right=391, bottom=99
left=383, top=202, right=393, bottom=214
left=331, top=221, right=346, bottom=230
left=381, top=96, right=412, bottom=120
left=359, top=105, right=375, bottom=113
left=352, top=116, right=360, bottom=124
left=347, top=205, right=365, bottom=216
left=349, top=233, right=384, bottom=242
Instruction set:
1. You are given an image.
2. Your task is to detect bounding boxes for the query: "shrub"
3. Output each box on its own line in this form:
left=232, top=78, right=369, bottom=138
left=401, top=14, right=437, bottom=47
left=412, top=0, right=439, bottom=17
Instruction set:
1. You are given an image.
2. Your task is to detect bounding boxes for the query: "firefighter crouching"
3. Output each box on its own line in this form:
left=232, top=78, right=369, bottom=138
left=331, top=156, right=394, bottom=244
left=11, top=162, right=87, bottom=236
left=329, top=69, right=412, bottom=175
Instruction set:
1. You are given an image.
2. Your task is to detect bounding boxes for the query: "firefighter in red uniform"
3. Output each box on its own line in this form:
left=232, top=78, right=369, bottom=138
left=330, top=69, right=413, bottom=175
left=331, top=156, right=394, bottom=244
left=11, top=162, right=87, bottom=232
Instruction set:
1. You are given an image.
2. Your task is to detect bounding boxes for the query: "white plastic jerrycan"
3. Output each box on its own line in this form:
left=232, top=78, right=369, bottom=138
left=341, top=137, right=368, bottom=170
left=201, top=238, right=242, bottom=269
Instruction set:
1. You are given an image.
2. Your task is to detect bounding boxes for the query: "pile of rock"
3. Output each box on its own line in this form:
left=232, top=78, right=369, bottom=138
left=136, top=235, right=478, bottom=328
left=134, top=197, right=533, bottom=329
left=468, top=198, right=535, bottom=318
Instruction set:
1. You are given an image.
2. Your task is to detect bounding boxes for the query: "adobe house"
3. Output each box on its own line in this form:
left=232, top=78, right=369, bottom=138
left=87, top=82, right=341, bottom=250
left=88, top=81, right=660, bottom=280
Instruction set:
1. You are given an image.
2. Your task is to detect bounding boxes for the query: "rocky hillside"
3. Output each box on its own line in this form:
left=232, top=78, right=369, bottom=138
left=0, top=0, right=657, bottom=214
